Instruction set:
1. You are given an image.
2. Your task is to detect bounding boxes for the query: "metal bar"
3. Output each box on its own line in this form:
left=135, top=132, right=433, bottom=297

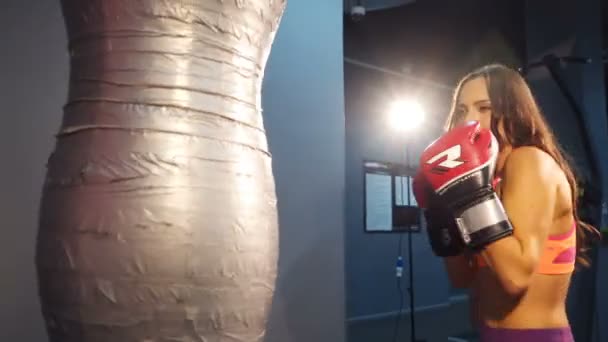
left=543, top=56, right=602, bottom=189
left=405, top=143, right=416, bottom=342
left=344, top=57, right=454, bottom=91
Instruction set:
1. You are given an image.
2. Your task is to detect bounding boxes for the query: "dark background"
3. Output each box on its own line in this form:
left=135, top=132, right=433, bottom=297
left=344, top=0, right=608, bottom=341
left=1, top=0, right=608, bottom=342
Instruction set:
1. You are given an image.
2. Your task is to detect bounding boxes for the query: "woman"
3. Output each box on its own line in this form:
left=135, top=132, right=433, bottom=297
left=443, top=64, right=600, bottom=341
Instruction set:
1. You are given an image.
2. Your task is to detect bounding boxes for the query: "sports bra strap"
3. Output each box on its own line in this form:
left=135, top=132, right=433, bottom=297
left=474, top=223, right=576, bottom=275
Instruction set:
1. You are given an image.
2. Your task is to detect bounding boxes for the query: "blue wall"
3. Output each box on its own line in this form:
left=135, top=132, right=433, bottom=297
left=262, top=0, right=346, bottom=341
left=0, top=0, right=346, bottom=341
left=342, top=2, right=526, bottom=334
left=342, top=4, right=526, bottom=334
left=344, top=63, right=453, bottom=320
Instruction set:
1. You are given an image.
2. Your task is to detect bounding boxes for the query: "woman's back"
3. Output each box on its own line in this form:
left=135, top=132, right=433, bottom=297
left=472, top=154, right=574, bottom=329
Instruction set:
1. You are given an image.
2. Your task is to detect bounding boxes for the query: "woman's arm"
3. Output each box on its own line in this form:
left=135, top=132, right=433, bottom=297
left=443, top=254, right=476, bottom=288
left=479, top=147, right=556, bottom=297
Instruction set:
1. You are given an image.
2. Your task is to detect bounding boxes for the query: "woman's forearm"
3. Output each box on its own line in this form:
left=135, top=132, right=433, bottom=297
left=480, top=235, right=534, bottom=296
left=443, top=254, right=476, bottom=288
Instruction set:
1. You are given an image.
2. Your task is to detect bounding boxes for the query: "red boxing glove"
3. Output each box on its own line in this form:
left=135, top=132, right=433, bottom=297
left=412, top=172, right=429, bottom=208
left=413, top=171, right=465, bottom=257
left=418, top=121, right=513, bottom=251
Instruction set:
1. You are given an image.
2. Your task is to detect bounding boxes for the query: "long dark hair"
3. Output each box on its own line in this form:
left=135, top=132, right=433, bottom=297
left=444, top=63, right=600, bottom=267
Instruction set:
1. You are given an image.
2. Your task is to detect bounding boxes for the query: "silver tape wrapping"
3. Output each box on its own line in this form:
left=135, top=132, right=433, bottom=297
left=35, top=1, right=286, bottom=341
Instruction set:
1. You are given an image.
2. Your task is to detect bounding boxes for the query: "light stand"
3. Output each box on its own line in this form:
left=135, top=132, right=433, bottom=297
left=405, top=143, right=416, bottom=342
left=388, top=99, right=424, bottom=342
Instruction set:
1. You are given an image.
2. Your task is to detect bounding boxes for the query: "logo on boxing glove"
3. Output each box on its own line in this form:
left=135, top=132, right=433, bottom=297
left=426, top=144, right=465, bottom=171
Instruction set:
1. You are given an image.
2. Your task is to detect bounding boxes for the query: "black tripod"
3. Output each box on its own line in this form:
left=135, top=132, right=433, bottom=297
left=393, top=143, right=417, bottom=342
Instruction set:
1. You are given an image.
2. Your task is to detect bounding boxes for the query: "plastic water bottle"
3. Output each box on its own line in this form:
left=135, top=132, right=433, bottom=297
left=396, top=256, right=404, bottom=278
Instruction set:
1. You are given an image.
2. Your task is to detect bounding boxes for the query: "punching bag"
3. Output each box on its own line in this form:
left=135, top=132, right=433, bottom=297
left=35, top=0, right=286, bottom=341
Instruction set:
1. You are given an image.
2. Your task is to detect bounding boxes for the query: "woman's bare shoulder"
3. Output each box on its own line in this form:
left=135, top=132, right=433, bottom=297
left=505, top=146, right=558, bottom=178
left=502, top=146, right=567, bottom=212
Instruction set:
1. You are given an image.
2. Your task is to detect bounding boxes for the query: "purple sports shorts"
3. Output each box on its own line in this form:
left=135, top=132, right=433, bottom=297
left=479, top=323, right=574, bottom=342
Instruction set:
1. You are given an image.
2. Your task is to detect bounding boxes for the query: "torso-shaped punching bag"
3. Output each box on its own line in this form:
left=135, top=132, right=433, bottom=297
left=36, top=1, right=286, bottom=341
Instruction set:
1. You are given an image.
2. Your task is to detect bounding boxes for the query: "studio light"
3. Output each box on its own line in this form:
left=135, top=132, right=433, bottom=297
left=388, top=99, right=425, bottom=132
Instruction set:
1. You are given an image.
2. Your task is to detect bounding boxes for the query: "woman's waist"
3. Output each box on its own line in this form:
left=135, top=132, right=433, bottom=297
left=478, top=320, right=574, bottom=342
left=473, top=271, right=570, bottom=319
left=476, top=302, right=569, bottom=329
left=473, top=289, right=572, bottom=340
left=473, top=286, right=568, bottom=329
